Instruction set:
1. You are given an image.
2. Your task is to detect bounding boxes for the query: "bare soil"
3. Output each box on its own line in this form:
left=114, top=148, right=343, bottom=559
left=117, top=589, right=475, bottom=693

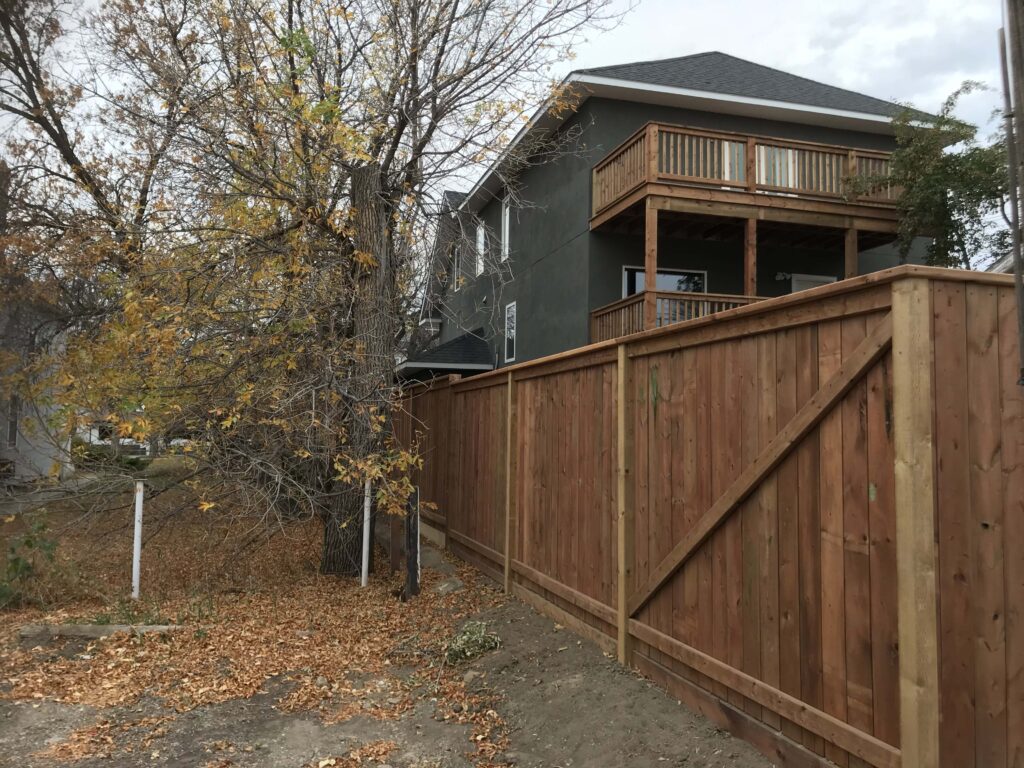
left=1, top=594, right=769, bottom=768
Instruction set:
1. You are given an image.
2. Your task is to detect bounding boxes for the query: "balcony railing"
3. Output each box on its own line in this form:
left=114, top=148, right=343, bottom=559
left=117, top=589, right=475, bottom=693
left=590, top=290, right=763, bottom=343
left=592, top=123, right=898, bottom=217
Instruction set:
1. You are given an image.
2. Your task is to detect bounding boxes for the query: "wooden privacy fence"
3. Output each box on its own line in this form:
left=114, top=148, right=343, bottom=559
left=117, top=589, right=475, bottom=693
left=393, top=266, right=1023, bottom=768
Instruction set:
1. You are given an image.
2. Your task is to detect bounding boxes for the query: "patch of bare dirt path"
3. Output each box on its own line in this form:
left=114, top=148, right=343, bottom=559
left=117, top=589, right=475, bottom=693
left=2, top=592, right=771, bottom=768
left=454, top=600, right=770, bottom=768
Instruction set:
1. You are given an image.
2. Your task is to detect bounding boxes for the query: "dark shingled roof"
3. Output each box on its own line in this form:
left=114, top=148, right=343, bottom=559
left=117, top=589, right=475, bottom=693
left=442, top=190, right=467, bottom=209
left=400, top=330, right=493, bottom=377
left=577, top=51, right=903, bottom=118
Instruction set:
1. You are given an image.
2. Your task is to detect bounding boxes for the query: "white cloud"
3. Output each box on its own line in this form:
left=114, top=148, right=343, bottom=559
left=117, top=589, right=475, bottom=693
left=560, top=0, right=1003, bottom=133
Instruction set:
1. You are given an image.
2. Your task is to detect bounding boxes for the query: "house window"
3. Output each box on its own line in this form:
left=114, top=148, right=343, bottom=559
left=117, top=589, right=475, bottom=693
left=452, top=244, right=461, bottom=292
left=475, top=222, right=486, bottom=276
left=6, top=395, right=19, bottom=448
left=500, top=197, right=510, bottom=261
left=790, top=273, right=836, bottom=293
left=623, top=267, right=707, bottom=296
left=504, top=302, right=516, bottom=363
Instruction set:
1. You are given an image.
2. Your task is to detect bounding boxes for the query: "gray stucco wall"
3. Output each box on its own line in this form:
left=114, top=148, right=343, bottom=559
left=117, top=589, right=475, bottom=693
left=437, top=95, right=918, bottom=367
left=0, top=395, right=66, bottom=482
left=437, top=105, right=600, bottom=362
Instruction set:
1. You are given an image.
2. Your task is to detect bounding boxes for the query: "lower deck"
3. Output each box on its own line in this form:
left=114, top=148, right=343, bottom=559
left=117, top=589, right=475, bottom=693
left=588, top=205, right=904, bottom=343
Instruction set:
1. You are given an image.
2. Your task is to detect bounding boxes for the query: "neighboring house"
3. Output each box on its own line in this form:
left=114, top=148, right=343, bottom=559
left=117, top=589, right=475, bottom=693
left=990, top=252, right=1015, bottom=273
left=406, top=51, right=930, bottom=374
left=0, top=299, right=68, bottom=483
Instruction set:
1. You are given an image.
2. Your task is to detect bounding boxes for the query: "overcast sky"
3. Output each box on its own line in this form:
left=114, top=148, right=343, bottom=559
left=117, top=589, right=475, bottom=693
left=559, top=0, right=1006, bottom=135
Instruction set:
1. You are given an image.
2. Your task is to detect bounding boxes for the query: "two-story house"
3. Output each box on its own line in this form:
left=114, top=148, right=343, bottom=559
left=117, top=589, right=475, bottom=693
left=1, top=298, right=69, bottom=483
left=401, top=52, right=927, bottom=377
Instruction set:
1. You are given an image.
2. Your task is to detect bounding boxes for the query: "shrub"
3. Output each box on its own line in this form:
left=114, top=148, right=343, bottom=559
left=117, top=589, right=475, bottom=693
left=0, top=520, right=57, bottom=609
left=445, top=621, right=501, bottom=664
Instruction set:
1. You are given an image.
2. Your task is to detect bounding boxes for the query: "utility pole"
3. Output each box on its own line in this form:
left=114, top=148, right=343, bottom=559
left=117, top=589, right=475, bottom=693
left=1001, top=2, right=1024, bottom=385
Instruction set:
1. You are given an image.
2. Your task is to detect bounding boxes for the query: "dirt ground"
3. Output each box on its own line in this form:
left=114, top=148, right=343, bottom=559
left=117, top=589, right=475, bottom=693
left=1, top=599, right=770, bottom=768
left=0, top=490, right=770, bottom=768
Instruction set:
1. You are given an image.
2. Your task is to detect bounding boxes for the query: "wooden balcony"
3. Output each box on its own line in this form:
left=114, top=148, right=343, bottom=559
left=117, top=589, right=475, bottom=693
left=591, top=123, right=899, bottom=232
left=590, top=290, right=763, bottom=343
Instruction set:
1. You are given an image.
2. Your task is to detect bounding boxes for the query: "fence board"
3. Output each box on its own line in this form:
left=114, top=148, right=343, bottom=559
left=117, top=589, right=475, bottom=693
left=932, top=281, right=974, bottom=767
left=797, top=324, right=826, bottom=755
left=866, top=352, right=899, bottom=749
left=396, top=269, right=1021, bottom=768
left=965, top=284, right=1007, bottom=768
left=819, top=318, right=848, bottom=765
left=757, top=333, right=781, bottom=730
left=843, top=315, right=873, bottom=768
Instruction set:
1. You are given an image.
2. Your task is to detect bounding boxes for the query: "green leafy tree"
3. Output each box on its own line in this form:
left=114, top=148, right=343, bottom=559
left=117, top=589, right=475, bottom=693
left=856, top=83, right=1010, bottom=269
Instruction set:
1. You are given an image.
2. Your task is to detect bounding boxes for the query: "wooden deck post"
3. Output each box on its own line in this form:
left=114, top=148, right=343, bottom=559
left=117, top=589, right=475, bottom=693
left=644, top=201, right=658, bottom=329
left=616, top=343, right=635, bottom=665
left=744, top=217, right=757, bottom=296
left=891, top=277, right=940, bottom=768
left=503, top=371, right=516, bottom=593
left=745, top=136, right=756, bottom=191
left=844, top=227, right=858, bottom=279
left=646, top=123, right=659, bottom=182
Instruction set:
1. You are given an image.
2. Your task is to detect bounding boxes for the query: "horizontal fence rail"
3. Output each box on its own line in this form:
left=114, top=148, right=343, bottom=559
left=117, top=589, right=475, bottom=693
left=590, top=290, right=764, bottom=343
left=394, top=266, right=1022, bottom=768
left=592, top=123, right=897, bottom=217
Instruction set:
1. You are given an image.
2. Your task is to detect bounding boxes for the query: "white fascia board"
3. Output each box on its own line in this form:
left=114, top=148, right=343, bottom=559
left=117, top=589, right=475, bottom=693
left=573, top=74, right=897, bottom=131
left=457, top=76, right=577, bottom=214
left=457, top=72, right=902, bottom=214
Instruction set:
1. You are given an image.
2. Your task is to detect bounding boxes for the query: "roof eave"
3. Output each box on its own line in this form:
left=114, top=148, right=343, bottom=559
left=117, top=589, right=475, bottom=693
left=395, top=361, right=494, bottom=372
left=574, top=74, right=898, bottom=132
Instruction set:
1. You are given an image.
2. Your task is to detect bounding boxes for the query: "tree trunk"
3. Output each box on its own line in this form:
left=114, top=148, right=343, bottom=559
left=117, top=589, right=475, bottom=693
left=319, top=162, right=398, bottom=574
left=320, top=507, right=363, bottom=576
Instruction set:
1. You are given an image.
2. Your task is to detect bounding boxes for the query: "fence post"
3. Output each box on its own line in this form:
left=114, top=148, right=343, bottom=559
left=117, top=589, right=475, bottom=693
left=892, top=277, right=940, bottom=768
left=131, top=480, right=144, bottom=601
left=405, top=486, right=420, bottom=598
left=616, top=343, right=635, bottom=665
left=503, top=371, right=517, bottom=593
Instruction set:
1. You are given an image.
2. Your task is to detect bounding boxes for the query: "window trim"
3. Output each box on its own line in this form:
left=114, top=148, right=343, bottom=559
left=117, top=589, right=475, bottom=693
left=500, top=197, right=510, bottom=261
left=475, top=221, right=486, bottom=276
left=452, top=244, right=462, bottom=292
left=621, top=265, right=709, bottom=297
left=504, top=301, right=517, bottom=363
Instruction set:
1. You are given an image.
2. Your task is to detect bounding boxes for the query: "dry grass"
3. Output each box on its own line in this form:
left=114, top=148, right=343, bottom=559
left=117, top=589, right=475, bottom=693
left=1, top=482, right=322, bottom=624
left=0, top=484, right=510, bottom=765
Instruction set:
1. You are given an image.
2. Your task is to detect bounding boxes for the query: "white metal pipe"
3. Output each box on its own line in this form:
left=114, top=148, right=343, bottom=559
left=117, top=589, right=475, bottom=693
left=360, top=477, right=371, bottom=587
left=132, top=480, right=144, bottom=600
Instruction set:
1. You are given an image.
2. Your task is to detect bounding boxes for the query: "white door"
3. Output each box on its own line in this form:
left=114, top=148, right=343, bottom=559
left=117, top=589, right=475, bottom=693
left=791, top=273, right=837, bottom=293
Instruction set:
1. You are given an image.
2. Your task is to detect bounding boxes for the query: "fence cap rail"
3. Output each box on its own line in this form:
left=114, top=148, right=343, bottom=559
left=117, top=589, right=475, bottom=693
left=401, top=266, right=1015, bottom=395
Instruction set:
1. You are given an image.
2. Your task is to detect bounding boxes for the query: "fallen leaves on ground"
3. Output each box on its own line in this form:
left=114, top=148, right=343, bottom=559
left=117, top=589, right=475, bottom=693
left=307, top=739, right=397, bottom=767
left=1, top=505, right=511, bottom=766
left=32, top=715, right=174, bottom=761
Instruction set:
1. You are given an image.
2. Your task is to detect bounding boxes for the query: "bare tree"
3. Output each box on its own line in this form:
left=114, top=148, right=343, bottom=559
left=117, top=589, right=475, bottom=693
left=0, top=0, right=617, bottom=574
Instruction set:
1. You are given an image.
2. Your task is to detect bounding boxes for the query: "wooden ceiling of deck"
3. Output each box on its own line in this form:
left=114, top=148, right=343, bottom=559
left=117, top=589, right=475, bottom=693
left=596, top=206, right=897, bottom=251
